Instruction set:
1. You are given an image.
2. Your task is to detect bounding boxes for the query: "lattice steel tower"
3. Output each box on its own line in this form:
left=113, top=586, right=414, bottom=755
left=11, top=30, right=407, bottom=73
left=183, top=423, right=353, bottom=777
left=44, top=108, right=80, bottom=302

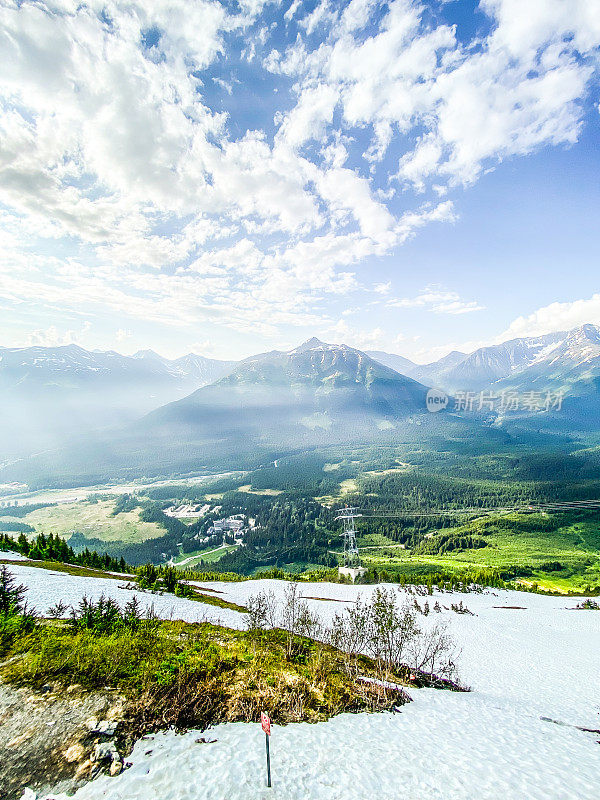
left=335, top=506, right=362, bottom=567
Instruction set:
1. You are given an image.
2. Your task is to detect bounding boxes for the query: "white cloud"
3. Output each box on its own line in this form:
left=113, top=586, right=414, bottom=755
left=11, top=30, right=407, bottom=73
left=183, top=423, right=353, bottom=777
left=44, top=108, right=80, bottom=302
left=395, top=200, right=457, bottom=244
left=326, top=319, right=407, bottom=352
left=340, top=0, right=379, bottom=34
left=411, top=291, right=600, bottom=363
left=498, top=294, right=600, bottom=341
left=398, top=135, right=443, bottom=191
left=1, top=0, right=599, bottom=354
left=481, top=0, right=600, bottom=57
left=284, top=0, right=303, bottom=23
left=315, top=166, right=395, bottom=241
left=373, top=282, right=392, bottom=296
left=275, top=83, right=338, bottom=149
left=388, top=285, right=485, bottom=315
left=27, top=321, right=91, bottom=348
left=271, top=0, right=599, bottom=189
left=298, top=1, right=335, bottom=36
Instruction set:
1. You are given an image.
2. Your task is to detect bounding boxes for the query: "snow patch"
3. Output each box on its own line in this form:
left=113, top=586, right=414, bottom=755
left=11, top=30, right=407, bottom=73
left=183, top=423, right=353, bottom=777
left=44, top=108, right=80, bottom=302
left=9, top=564, right=245, bottom=628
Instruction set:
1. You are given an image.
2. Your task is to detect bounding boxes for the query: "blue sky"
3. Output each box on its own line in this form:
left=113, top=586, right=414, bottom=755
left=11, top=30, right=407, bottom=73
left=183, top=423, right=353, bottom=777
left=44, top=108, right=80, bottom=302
left=0, top=0, right=599, bottom=362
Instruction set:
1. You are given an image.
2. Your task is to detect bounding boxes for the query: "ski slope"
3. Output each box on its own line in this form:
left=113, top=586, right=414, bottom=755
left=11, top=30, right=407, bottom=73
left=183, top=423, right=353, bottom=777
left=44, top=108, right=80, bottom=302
left=200, top=578, right=600, bottom=728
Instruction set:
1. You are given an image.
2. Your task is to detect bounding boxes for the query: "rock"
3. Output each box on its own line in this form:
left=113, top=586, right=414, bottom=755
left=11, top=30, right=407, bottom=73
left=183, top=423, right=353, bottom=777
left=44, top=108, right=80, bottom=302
left=96, top=720, right=118, bottom=736
left=109, top=760, right=123, bottom=777
left=6, top=732, right=30, bottom=749
left=74, top=758, right=94, bottom=780
left=93, top=741, right=119, bottom=763
left=0, top=679, right=126, bottom=798
left=64, top=743, right=86, bottom=763
left=106, top=701, right=125, bottom=719
left=87, top=718, right=119, bottom=736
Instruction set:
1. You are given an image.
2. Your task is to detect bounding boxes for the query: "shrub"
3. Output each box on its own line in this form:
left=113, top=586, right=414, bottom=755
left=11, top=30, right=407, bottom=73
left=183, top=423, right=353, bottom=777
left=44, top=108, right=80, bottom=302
left=136, top=563, right=194, bottom=597
left=328, top=587, right=459, bottom=682
left=67, top=594, right=159, bottom=635
left=0, top=566, right=35, bottom=653
left=576, top=599, right=600, bottom=610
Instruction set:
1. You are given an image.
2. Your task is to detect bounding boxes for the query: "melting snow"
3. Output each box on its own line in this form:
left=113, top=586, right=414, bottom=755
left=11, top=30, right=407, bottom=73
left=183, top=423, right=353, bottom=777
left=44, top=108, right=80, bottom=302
left=1, top=551, right=29, bottom=561
left=8, top=564, right=244, bottom=629
left=9, top=568, right=599, bottom=800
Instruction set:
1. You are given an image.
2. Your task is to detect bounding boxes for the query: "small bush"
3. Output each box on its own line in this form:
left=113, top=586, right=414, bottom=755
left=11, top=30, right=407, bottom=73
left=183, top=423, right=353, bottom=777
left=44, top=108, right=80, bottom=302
left=576, top=599, right=600, bottom=610
left=136, top=563, right=194, bottom=597
left=0, top=566, right=35, bottom=654
left=67, top=594, right=159, bottom=635
left=327, top=587, right=460, bottom=682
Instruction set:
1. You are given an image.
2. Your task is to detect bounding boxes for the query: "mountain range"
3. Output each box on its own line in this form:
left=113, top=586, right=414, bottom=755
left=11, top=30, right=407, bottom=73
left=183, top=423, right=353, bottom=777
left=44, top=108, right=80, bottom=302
left=145, top=337, right=429, bottom=442
left=0, top=338, right=441, bottom=484
left=490, top=324, right=600, bottom=427
left=2, top=324, right=600, bottom=483
left=0, top=344, right=235, bottom=458
left=369, top=324, right=600, bottom=429
left=371, top=323, right=600, bottom=396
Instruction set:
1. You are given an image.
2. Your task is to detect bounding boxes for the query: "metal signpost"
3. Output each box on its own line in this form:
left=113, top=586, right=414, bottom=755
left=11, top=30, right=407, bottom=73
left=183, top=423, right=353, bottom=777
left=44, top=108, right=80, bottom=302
left=261, top=711, right=272, bottom=787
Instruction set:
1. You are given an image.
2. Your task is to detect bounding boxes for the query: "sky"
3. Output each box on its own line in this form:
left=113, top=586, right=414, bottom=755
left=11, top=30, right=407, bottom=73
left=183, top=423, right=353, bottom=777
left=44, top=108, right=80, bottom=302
left=0, top=0, right=599, bottom=363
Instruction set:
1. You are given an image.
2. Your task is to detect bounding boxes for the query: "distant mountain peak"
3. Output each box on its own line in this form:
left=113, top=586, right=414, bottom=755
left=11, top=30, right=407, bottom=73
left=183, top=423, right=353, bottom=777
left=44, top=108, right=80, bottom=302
left=145, top=334, right=431, bottom=451
left=566, top=323, right=600, bottom=344
left=0, top=343, right=238, bottom=461
left=290, top=337, right=329, bottom=353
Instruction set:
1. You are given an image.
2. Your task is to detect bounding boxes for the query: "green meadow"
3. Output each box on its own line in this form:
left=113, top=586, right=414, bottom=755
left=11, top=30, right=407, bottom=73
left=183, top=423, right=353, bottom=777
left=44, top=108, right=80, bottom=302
left=0, top=499, right=164, bottom=543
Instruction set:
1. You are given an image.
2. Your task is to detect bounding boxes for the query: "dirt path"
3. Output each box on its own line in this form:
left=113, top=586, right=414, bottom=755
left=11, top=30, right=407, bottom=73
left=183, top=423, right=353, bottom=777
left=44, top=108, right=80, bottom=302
left=170, top=543, right=229, bottom=567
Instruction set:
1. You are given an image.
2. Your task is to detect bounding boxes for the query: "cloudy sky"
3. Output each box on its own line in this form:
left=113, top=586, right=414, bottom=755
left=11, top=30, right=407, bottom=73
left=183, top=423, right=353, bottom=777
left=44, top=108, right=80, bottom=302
left=1, top=0, right=599, bottom=362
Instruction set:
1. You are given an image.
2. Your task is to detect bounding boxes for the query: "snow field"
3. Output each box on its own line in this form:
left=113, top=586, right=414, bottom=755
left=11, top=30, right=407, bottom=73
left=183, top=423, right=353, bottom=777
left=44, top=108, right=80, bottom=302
left=9, top=566, right=600, bottom=799
left=7, top=564, right=245, bottom=629
left=52, top=692, right=600, bottom=800
left=1, top=551, right=29, bottom=561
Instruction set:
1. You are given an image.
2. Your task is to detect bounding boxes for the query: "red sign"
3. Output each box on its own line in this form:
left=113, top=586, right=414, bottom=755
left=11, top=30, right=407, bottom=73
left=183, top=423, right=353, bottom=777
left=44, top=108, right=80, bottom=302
left=261, top=712, right=271, bottom=736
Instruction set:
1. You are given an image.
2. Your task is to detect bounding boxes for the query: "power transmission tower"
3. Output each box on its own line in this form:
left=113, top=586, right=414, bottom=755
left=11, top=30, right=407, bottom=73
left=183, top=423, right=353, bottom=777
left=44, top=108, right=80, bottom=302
left=335, top=506, right=362, bottom=567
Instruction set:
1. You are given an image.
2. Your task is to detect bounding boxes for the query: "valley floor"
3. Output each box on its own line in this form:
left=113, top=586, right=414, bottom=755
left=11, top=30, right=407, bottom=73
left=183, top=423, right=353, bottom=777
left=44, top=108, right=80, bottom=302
left=7, top=565, right=600, bottom=800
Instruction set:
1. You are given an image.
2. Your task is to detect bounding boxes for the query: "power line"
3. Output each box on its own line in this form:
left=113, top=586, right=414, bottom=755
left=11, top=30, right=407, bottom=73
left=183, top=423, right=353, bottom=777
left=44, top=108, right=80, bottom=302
left=355, top=500, right=600, bottom=518
left=332, top=500, right=599, bottom=560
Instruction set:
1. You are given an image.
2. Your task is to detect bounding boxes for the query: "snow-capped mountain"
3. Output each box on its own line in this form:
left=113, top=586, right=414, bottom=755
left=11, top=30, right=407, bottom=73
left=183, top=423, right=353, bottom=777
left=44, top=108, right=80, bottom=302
left=0, top=344, right=234, bottom=387
left=439, top=332, right=566, bottom=392
left=0, top=344, right=235, bottom=458
left=493, top=324, right=600, bottom=395
left=370, top=324, right=600, bottom=428
left=369, top=334, right=567, bottom=392
left=131, top=338, right=432, bottom=467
